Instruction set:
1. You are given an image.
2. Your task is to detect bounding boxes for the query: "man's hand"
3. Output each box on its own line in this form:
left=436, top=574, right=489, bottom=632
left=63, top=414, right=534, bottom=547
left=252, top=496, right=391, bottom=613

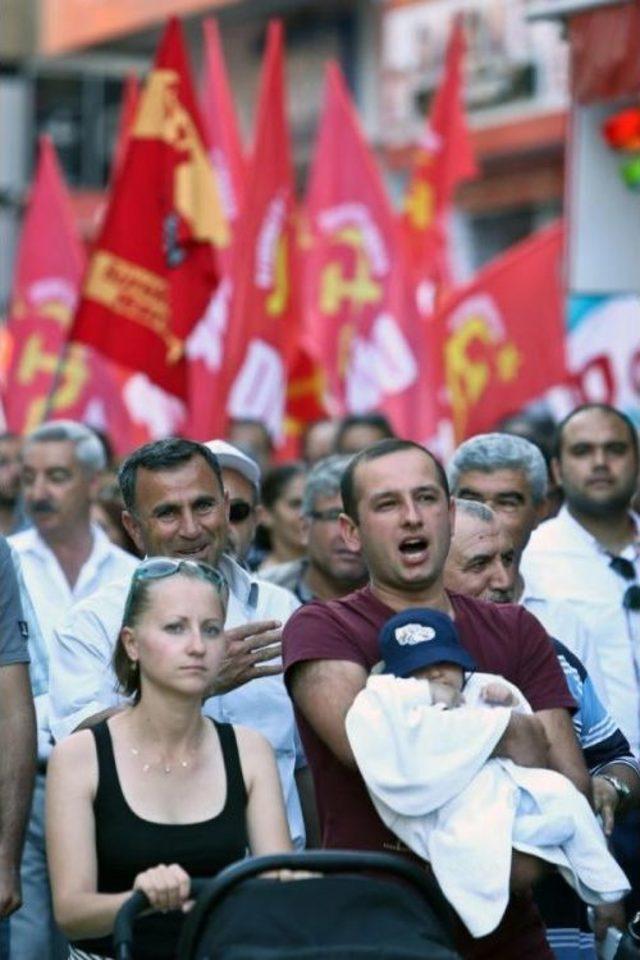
left=591, top=901, right=626, bottom=942
left=592, top=775, right=619, bottom=836
left=208, top=620, right=283, bottom=695
left=0, top=859, right=21, bottom=918
left=493, top=713, right=549, bottom=768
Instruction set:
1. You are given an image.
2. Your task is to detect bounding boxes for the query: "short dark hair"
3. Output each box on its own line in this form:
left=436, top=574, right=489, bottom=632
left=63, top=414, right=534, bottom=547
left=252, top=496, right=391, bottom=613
left=118, top=438, right=223, bottom=513
left=335, top=412, right=394, bottom=452
left=555, top=404, right=639, bottom=462
left=340, top=438, right=450, bottom=522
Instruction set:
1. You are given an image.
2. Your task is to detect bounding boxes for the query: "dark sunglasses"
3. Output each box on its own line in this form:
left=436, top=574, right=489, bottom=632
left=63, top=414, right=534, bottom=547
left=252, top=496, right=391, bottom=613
left=609, top=556, right=640, bottom=611
left=229, top=500, right=253, bottom=524
left=124, top=558, right=228, bottom=622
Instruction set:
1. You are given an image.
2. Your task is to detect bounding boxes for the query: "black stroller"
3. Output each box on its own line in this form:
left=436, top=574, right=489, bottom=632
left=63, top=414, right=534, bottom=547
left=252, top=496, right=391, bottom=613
left=113, top=850, right=463, bottom=959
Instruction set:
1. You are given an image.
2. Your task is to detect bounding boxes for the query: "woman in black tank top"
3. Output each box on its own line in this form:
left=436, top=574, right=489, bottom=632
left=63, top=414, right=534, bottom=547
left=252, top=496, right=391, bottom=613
left=46, top=559, right=292, bottom=960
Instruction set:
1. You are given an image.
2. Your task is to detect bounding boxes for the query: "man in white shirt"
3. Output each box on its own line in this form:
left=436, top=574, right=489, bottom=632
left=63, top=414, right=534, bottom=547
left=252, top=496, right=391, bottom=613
left=49, top=437, right=307, bottom=853
left=9, top=420, right=138, bottom=960
left=520, top=406, right=640, bottom=756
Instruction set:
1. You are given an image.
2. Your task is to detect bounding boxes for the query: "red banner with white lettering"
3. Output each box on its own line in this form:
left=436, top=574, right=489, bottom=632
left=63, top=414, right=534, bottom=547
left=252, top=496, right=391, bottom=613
left=303, top=62, right=419, bottom=431
left=221, top=21, right=299, bottom=444
left=436, top=221, right=568, bottom=441
left=70, top=17, right=226, bottom=400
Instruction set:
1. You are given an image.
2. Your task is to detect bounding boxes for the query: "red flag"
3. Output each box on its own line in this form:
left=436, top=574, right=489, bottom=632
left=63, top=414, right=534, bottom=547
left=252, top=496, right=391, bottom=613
left=184, top=18, right=247, bottom=441
left=200, top=18, right=246, bottom=276
left=70, top=18, right=227, bottom=400
left=221, top=21, right=299, bottom=444
left=110, top=73, right=140, bottom=187
left=436, top=222, right=567, bottom=442
left=1, top=136, right=149, bottom=454
left=303, top=63, right=418, bottom=429
left=402, top=16, right=477, bottom=295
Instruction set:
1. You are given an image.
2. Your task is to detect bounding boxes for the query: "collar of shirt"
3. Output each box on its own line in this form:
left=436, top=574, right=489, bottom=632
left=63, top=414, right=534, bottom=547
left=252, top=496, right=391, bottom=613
left=556, top=506, right=640, bottom=564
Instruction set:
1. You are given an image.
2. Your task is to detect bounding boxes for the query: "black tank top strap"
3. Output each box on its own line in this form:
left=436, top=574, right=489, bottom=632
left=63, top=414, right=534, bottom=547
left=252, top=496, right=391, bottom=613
left=212, top=720, right=248, bottom=809
left=90, top=719, right=117, bottom=796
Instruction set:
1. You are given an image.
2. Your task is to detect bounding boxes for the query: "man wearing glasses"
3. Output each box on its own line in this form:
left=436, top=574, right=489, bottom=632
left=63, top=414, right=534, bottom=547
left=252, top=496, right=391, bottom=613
left=520, top=403, right=640, bottom=914
left=262, top=456, right=368, bottom=603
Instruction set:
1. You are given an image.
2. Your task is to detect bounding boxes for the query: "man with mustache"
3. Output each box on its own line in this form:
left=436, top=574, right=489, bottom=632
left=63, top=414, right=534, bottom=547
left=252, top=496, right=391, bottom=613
left=9, top=421, right=138, bottom=960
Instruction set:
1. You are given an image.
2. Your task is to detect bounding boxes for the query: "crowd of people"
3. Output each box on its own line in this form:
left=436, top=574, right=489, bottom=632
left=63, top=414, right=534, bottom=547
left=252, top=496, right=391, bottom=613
left=0, top=403, right=638, bottom=960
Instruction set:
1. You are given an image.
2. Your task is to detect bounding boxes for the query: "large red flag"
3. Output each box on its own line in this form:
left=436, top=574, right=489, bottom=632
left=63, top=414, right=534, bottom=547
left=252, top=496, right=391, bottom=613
left=436, top=222, right=567, bottom=441
left=1, top=137, right=148, bottom=452
left=70, top=18, right=227, bottom=400
left=303, top=62, right=418, bottom=428
left=184, top=17, right=247, bottom=441
left=402, top=15, right=477, bottom=296
left=221, top=21, right=299, bottom=444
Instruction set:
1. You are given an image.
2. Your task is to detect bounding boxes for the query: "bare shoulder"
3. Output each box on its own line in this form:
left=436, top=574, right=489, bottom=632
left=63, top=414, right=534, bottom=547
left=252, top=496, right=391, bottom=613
left=232, top=723, right=272, bottom=757
left=49, top=729, right=98, bottom=787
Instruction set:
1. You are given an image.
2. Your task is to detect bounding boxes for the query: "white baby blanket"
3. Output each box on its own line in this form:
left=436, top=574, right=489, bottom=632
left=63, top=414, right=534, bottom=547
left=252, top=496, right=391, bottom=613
left=346, top=673, right=630, bottom=937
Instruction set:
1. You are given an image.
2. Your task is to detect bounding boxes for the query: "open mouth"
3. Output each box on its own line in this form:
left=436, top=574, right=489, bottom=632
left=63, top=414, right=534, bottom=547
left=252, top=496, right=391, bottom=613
left=398, top=536, right=429, bottom=562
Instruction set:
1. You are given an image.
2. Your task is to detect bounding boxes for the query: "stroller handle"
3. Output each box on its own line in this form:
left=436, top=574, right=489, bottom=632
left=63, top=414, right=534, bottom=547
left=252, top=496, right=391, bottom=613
left=113, top=880, right=208, bottom=960
left=113, top=851, right=450, bottom=959
left=195, top=850, right=445, bottom=905
left=177, top=850, right=456, bottom=959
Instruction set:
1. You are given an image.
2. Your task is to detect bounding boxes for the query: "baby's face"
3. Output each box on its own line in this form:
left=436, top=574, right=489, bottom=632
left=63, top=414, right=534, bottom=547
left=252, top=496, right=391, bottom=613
left=410, top=661, right=465, bottom=690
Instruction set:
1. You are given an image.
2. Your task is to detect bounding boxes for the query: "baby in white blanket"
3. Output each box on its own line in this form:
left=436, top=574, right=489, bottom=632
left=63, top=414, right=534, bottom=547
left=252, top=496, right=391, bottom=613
left=345, top=608, right=630, bottom=938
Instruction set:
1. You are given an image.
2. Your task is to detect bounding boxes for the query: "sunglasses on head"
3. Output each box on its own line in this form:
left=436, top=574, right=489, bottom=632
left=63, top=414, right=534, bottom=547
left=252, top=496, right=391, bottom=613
left=229, top=500, right=253, bottom=524
left=124, top=558, right=228, bottom=622
left=609, top=555, right=640, bottom=611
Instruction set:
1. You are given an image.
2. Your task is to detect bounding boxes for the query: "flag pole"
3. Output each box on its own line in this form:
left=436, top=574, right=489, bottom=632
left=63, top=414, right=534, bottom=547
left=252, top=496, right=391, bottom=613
left=40, top=341, right=69, bottom=423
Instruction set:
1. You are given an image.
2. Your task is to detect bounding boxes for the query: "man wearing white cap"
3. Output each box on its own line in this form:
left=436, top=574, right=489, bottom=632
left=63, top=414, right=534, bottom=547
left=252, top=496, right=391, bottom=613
left=206, top=440, right=260, bottom=566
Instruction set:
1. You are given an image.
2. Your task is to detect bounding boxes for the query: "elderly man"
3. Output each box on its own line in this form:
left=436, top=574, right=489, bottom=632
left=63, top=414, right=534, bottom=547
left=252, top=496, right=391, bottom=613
left=283, top=438, right=590, bottom=960
left=441, top=496, right=639, bottom=957
left=262, top=455, right=368, bottom=603
left=205, top=440, right=260, bottom=566
left=49, top=437, right=307, bottom=849
left=10, top=420, right=137, bottom=960
left=448, top=432, right=608, bottom=703
left=0, top=537, right=37, bottom=960
left=442, top=499, right=514, bottom=604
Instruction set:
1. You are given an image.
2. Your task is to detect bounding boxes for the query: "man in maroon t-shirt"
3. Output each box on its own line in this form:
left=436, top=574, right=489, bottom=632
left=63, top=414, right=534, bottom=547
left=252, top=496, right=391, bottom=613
left=283, top=439, right=588, bottom=960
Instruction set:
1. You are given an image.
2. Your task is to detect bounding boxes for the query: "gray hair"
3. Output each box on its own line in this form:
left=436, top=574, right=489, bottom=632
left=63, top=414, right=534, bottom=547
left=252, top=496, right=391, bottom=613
left=302, top=454, right=353, bottom=517
left=453, top=498, right=495, bottom=525
left=25, top=420, right=106, bottom=474
left=448, top=433, right=548, bottom=505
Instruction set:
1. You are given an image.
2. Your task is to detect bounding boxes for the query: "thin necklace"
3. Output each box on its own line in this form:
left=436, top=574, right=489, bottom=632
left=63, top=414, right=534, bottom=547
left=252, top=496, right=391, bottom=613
left=130, top=727, right=204, bottom=775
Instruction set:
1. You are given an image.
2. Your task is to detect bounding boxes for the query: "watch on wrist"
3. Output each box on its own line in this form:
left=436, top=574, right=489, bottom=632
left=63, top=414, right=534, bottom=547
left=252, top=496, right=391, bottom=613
left=599, top=773, right=631, bottom=806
